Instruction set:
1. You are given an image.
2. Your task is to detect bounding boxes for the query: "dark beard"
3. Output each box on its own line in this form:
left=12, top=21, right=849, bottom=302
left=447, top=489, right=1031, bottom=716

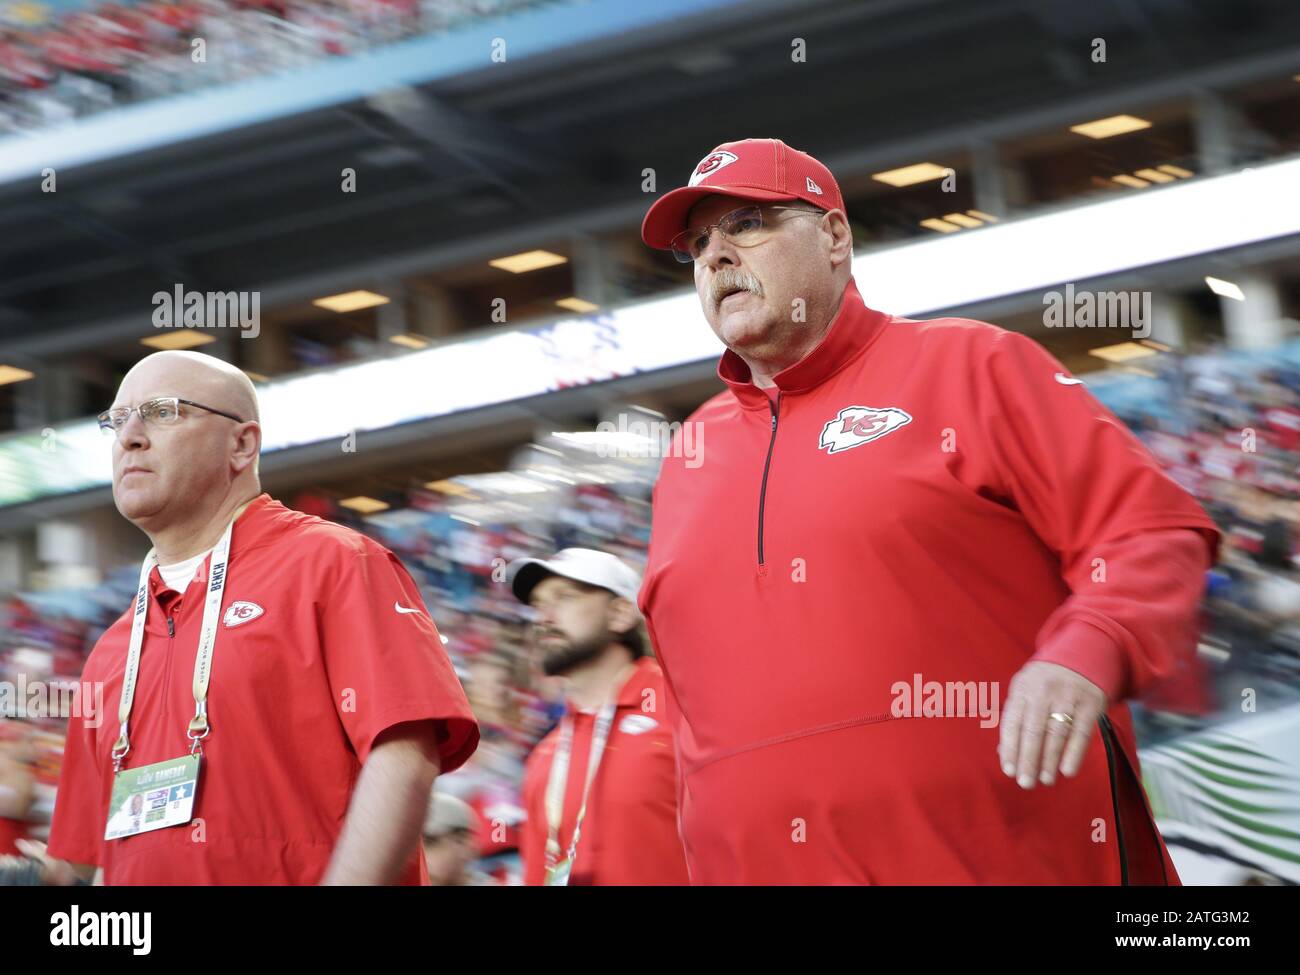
left=540, top=632, right=609, bottom=677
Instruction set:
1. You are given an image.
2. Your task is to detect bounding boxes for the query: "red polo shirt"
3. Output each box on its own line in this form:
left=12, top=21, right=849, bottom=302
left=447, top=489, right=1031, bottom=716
left=520, top=657, right=689, bottom=885
left=47, top=495, right=479, bottom=885
left=640, top=280, right=1220, bottom=885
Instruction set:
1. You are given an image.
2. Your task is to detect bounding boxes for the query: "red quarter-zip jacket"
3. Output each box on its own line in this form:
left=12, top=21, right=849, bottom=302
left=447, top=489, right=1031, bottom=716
left=639, top=280, right=1220, bottom=885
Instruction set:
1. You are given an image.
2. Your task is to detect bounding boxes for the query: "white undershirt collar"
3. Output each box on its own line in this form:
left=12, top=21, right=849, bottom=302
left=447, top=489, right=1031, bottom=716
left=157, top=547, right=213, bottom=593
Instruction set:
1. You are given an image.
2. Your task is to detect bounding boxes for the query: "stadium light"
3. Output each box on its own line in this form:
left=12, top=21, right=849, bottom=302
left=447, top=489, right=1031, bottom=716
left=1205, top=277, right=1246, bottom=301
left=871, top=162, right=950, bottom=187
left=141, top=329, right=216, bottom=350
left=1089, top=342, right=1158, bottom=363
left=425, top=480, right=475, bottom=497
left=556, top=297, right=599, bottom=313
left=313, top=290, right=390, bottom=313
left=339, top=496, right=390, bottom=514
left=489, top=250, right=568, bottom=273
left=1134, top=168, right=1176, bottom=184
left=389, top=334, right=429, bottom=349
left=921, top=211, right=997, bottom=234
left=1069, top=114, right=1151, bottom=139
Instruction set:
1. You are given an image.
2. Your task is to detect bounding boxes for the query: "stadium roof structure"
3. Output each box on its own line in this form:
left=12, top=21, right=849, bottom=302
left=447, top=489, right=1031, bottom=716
left=3, top=0, right=1300, bottom=357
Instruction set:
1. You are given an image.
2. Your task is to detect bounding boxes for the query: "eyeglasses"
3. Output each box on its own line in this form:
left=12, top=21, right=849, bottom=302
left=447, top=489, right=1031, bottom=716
left=670, top=204, right=824, bottom=263
left=98, top=397, right=245, bottom=437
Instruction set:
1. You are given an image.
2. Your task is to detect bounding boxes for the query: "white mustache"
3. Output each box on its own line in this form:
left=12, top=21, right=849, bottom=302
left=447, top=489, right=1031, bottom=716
left=710, top=270, right=764, bottom=308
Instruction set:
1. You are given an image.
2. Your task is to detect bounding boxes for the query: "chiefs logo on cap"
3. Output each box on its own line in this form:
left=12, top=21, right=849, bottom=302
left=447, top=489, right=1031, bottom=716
left=819, top=406, right=913, bottom=454
left=688, top=150, right=739, bottom=186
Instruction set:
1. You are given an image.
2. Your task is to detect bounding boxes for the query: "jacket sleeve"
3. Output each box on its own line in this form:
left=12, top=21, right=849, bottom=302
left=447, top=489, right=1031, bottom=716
left=974, top=329, right=1221, bottom=701
left=316, top=538, right=479, bottom=771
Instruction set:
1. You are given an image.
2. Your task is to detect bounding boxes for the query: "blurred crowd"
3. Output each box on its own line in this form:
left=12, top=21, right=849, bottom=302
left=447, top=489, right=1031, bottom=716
left=1124, top=345, right=1300, bottom=734
left=0, top=0, right=543, bottom=132
left=3, top=340, right=1300, bottom=884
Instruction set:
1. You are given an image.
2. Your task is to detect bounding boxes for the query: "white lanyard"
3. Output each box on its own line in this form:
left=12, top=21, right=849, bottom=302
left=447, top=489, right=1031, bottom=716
left=111, top=515, right=235, bottom=772
left=544, top=701, right=616, bottom=869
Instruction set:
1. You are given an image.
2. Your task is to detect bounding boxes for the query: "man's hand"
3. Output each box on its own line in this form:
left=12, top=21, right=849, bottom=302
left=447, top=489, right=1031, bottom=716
left=998, top=661, right=1107, bottom=789
left=14, top=839, right=93, bottom=885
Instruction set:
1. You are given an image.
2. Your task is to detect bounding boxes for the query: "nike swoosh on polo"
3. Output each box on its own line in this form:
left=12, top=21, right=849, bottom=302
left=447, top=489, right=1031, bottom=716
left=1054, top=372, right=1085, bottom=386
left=394, top=602, right=422, bottom=615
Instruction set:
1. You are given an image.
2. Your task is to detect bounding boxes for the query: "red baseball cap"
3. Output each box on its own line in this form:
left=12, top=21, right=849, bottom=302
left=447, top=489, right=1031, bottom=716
left=641, top=138, right=845, bottom=250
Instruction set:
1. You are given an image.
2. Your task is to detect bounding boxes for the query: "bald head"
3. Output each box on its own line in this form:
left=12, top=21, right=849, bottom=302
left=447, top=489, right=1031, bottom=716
left=121, top=350, right=260, bottom=424
left=109, top=351, right=262, bottom=536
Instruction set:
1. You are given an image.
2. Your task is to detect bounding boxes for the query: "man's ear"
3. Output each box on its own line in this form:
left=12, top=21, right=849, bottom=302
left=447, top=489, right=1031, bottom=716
left=824, top=209, right=853, bottom=267
left=230, top=421, right=262, bottom=476
left=608, top=596, right=640, bottom=637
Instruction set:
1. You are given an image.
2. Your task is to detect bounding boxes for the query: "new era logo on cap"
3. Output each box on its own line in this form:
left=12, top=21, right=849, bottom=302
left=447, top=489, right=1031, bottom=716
left=806, top=176, right=823, bottom=195
left=689, top=150, right=740, bottom=186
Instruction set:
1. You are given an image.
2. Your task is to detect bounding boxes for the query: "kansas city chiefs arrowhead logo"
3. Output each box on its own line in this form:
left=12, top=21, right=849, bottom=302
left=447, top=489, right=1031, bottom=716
left=222, top=601, right=264, bottom=628
left=619, top=714, right=658, bottom=735
left=688, top=150, right=739, bottom=186
left=819, top=405, right=913, bottom=454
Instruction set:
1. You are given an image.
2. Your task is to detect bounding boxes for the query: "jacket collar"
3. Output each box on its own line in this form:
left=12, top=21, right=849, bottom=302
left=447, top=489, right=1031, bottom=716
left=717, top=279, right=890, bottom=411
left=567, top=657, right=662, bottom=716
left=148, top=493, right=278, bottom=601
left=615, top=656, right=661, bottom=708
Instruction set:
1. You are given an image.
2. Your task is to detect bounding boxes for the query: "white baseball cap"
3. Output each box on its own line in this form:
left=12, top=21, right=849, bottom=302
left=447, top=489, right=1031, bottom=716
left=506, top=547, right=642, bottom=605
left=423, top=792, right=476, bottom=839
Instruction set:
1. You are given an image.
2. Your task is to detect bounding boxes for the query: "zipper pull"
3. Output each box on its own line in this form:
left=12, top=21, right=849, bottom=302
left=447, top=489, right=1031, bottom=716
left=167, top=618, right=175, bottom=637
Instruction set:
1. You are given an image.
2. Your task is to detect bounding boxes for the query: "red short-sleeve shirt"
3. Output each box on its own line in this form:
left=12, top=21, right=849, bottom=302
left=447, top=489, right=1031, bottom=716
left=47, top=495, right=479, bottom=885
